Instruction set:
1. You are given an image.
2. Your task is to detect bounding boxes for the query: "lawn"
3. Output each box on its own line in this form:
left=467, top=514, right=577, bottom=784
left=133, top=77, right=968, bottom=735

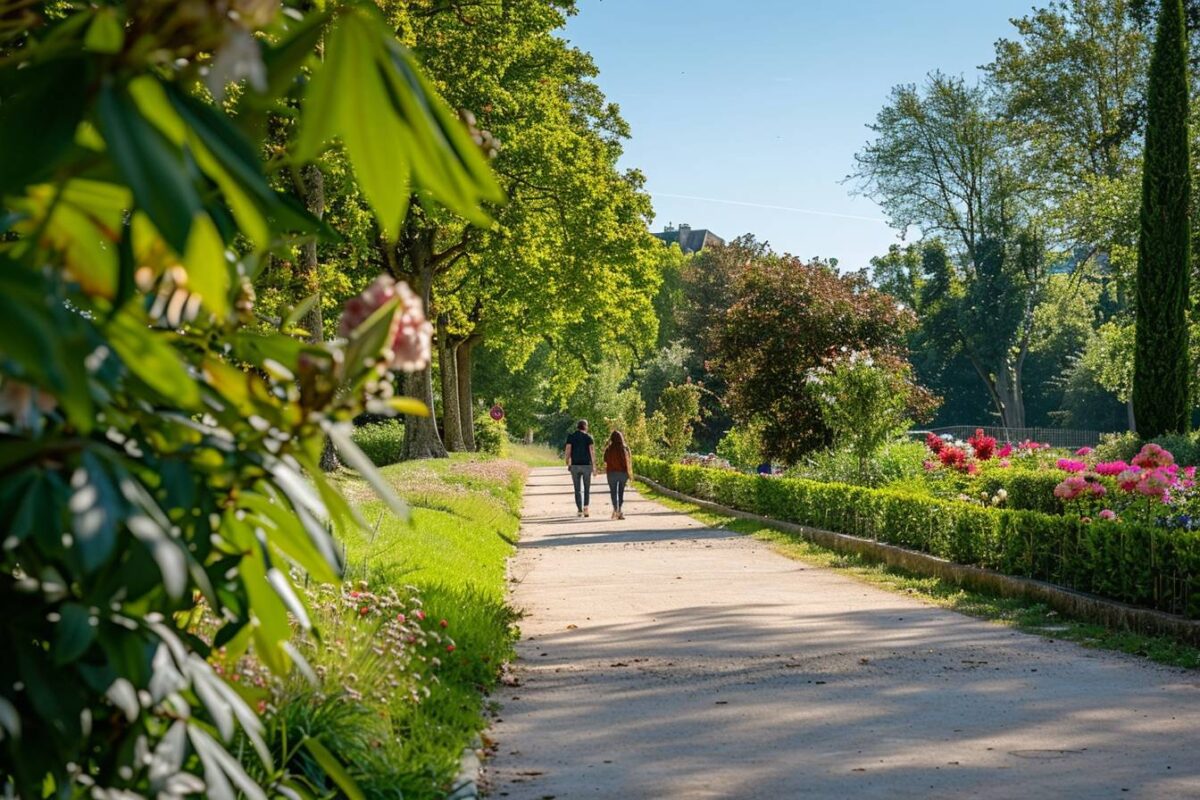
left=264, top=454, right=530, bottom=798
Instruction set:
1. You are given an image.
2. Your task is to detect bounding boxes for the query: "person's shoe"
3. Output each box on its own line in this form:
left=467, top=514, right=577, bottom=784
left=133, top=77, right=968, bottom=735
left=583, top=507, right=590, bottom=517
left=611, top=510, right=619, bottom=520
left=576, top=510, right=583, bottom=518
left=618, top=510, right=625, bottom=520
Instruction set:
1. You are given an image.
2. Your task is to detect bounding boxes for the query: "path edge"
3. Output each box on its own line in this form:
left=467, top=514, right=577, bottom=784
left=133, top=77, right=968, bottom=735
left=636, top=477, right=1200, bottom=647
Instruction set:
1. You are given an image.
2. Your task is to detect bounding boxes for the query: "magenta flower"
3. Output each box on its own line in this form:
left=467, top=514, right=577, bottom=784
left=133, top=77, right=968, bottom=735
left=1098, top=509, right=1117, bottom=521
left=1056, top=458, right=1087, bottom=473
left=996, top=442, right=1013, bottom=458
left=1095, top=460, right=1129, bottom=477
left=1117, top=468, right=1142, bottom=492
left=1135, top=469, right=1175, bottom=502
left=1075, top=446, right=1094, bottom=456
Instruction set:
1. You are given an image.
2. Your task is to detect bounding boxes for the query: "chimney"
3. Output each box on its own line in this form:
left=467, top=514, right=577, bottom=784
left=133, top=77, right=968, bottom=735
left=678, top=223, right=691, bottom=251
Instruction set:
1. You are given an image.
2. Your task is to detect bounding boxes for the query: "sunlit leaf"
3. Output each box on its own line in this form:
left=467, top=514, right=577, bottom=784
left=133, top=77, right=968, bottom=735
left=301, top=738, right=364, bottom=800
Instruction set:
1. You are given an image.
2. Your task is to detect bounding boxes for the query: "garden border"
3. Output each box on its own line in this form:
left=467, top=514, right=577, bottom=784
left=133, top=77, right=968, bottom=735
left=636, top=476, right=1200, bottom=647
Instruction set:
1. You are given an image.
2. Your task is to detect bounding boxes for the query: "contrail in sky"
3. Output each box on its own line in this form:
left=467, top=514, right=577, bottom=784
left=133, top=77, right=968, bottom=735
left=652, top=192, right=889, bottom=224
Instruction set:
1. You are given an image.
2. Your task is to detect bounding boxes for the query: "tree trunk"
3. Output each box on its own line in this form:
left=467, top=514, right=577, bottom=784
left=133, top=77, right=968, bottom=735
left=293, top=164, right=340, bottom=472
left=438, top=314, right=467, bottom=452
left=401, top=233, right=447, bottom=460
left=456, top=337, right=477, bottom=451
left=1128, top=396, right=1138, bottom=433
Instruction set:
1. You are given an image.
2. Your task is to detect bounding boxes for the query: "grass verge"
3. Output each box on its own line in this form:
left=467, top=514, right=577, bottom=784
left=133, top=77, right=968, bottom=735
left=320, top=455, right=526, bottom=797
left=506, top=441, right=561, bottom=467
left=636, top=480, right=1200, bottom=670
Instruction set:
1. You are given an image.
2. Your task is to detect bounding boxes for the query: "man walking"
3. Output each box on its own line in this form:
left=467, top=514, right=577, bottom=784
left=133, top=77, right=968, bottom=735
left=564, top=420, right=596, bottom=518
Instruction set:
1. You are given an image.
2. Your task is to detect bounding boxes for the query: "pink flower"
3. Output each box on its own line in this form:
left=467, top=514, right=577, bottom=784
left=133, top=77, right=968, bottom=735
left=414, top=609, right=426, bottom=621
left=1098, top=509, right=1117, bottom=521
left=996, top=442, right=1013, bottom=459
left=998, top=458, right=1011, bottom=468
left=1117, top=468, right=1142, bottom=492
left=923, top=460, right=936, bottom=471
left=1075, top=447, right=1094, bottom=456
left=1089, top=482, right=1107, bottom=498
left=1095, top=460, right=1129, bottom=476
left=338, top=275, right=433, bottom=372
left=1056, top=458, right=1087, bottom=473
left=1135, top=468, right=1175, bottom=501
left=1132, top=443, right=1174, bottom=469
left=446, top=644, right=457, bottom=653
left=1054, top=475, right=1089, bottom=501
left=925, top=432, right=945, bottom=453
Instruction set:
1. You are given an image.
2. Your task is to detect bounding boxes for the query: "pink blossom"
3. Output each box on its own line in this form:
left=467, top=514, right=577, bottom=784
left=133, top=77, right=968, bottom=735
left=1089, top=482, right=1107, bottom=498
left=338, top=275, right=433, bottom=372
left=1094, top=460, right=1129, bottom=476
left=1135, top=469, right=1175, bottom=501
left=1132, top=443, right=1174, bottom=469
left=998, top=458, right=1011, bottom=468
left=1117, top=468, right=1142, bottom=492
left=923, top=460, right=936, bottom=471
left=1075, top=447, right=1094, bottom=456
left=996, top=443, right=1013, bottom=459
left=1054, top=475, right=1089, bottom=501
left=1098, top=509, right=1117, bottom=521
left=1056, top=458, right=1087, bottom=473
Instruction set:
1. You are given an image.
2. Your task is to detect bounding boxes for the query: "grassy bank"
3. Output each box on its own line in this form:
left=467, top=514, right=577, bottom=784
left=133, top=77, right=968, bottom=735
left=507, top=441, right=561, bottom=467
left=313, top=455, right=527, bottom=797
left=636, top=480, right=1200, bottom=670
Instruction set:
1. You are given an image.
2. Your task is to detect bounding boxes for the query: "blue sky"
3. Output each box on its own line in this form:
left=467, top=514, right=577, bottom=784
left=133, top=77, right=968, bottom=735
left=561, top=0, right=1036, bottom=271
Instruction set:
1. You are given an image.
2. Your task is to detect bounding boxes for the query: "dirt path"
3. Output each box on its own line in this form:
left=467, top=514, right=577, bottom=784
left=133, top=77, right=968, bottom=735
left=486, top=467, right=1200, bottom=799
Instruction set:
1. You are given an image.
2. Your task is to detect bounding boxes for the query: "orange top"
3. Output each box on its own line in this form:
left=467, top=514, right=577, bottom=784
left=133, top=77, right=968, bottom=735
left=604, top=445, right=630, bottom=473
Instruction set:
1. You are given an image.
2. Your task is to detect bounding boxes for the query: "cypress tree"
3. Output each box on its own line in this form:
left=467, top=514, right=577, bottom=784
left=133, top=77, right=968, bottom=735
left=1133, top=0, right=1192, bottom=437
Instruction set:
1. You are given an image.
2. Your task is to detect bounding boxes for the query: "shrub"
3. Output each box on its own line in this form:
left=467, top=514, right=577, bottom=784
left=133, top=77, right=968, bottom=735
left=635, top=456, right=1200, bottom=619
left=717, top=419, right=767, bottom=470
left=475, top=413, right=508, bottom=455
left=793, top=440, right=927, bottom=488
left=352, top=421, right=406, bottom=467
left=1095, top=431, right=1143, bottom=463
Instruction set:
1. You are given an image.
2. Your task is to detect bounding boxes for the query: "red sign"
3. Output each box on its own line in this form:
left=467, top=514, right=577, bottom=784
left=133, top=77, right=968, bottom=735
left=489, top=404, right=505, bottom=421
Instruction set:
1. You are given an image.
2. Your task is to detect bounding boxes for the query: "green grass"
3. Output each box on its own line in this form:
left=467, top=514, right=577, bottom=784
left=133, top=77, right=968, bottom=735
left=637, top=480, right=1200, bottom=670
left=325, top=455, right=527, bottom=797
left=506, top=441, right=562, bottom=467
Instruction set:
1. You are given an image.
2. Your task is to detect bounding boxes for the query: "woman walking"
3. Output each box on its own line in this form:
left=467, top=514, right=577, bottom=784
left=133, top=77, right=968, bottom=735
left=604, top=431, right=634, bottom=520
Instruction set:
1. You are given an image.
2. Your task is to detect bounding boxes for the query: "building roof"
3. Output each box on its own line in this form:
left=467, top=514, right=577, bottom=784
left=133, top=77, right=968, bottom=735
left=652, top=225, right=725, bottom=254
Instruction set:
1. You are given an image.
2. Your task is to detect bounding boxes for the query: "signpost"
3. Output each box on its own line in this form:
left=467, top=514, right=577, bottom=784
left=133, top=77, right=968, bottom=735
left=489, top=404, right=505, bottom=422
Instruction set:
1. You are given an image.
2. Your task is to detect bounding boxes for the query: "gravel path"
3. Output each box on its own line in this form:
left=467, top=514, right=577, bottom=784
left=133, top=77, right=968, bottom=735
left=486, top=467, right=1200, bottom=799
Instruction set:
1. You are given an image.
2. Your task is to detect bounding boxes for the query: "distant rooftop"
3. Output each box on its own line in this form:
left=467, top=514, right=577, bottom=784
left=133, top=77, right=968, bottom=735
left=652, top=223, right=725, bottom=254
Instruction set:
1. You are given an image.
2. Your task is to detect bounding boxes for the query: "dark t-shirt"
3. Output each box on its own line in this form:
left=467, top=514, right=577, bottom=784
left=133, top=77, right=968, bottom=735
left=565, top=430, right=594, bottom=465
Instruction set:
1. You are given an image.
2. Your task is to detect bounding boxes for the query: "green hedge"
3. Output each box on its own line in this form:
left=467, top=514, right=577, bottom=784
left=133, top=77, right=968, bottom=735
left=352, top=421, right=405, bottom=467
left=634, top=457, right=1200, bottom=619
left=975, top=468, right=1065, bottom=515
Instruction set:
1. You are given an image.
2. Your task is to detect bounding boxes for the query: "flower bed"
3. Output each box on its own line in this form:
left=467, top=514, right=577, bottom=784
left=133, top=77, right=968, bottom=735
left=634, top=456, right=1200, bottom=619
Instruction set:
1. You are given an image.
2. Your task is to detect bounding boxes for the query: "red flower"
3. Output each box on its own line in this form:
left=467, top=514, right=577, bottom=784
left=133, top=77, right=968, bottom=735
left=938, top=445, right=967, bottom=471
left=967, top=428, right=996, bottom=461
left=439, top=619, right=448, bottom=628
left=925, top=432, right=945, bottom=454
left=359, top=606, right=369, bottom=616
left=446, top=644, right=456, bottom=653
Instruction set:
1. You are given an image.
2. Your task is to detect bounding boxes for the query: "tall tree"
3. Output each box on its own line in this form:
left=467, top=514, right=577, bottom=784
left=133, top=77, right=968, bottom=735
left=1133, top=0, right=1192, bottom=435
left=852, top=75, right=1044, bottom=428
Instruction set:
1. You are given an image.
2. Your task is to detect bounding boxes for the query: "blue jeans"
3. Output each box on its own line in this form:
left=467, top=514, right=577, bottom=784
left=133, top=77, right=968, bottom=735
left=569, top=465, right=593, bottom=511
left=607, top=470, right=628, bottom=510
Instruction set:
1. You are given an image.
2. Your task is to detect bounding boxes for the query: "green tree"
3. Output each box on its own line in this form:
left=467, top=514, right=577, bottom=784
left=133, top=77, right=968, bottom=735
left=1134, top=0, right=1192, bottom=436
left=711, top=253, right=917, bottom=463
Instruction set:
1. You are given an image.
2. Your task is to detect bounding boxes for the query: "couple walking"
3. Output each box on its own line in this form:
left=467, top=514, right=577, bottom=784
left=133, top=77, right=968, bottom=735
left=563, top=420, right=633, bottom=519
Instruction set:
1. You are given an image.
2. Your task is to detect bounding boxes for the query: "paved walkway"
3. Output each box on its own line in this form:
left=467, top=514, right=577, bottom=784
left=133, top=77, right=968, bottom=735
left=486, top=467, right=1200, bottom=799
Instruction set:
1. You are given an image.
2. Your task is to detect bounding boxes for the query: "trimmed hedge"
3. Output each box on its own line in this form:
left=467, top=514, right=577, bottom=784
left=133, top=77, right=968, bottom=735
left=975, top=468, right=1065, bottom=515
left=635, top=457, right=1200, bottom=619
left=352, top=421, right=405, bottom=467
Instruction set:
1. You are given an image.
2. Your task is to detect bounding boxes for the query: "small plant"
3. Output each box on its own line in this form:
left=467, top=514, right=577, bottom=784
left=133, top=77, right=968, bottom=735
left=474, top=413, right=509, bottom=455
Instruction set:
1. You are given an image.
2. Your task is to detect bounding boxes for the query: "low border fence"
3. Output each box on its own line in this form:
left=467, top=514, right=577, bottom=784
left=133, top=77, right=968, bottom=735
left=913, top=426, right=1106, bottom=450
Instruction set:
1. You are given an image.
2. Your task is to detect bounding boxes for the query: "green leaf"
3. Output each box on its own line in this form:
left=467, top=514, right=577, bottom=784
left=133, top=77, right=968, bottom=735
left=328, top=12, right=412, bottom=236
left=183, top=212, right=232, bottom=318
left=84, top=8, right=125, bottom=54
left=282, top=294, right=321, bottom=331
left=106, top=309, right=202, bottom=409
left=260, top=9, right=331, bottom=100
left=342, top=296, right=400, bottom=381
left=386, top=396, right=429, bottom=416
left=301, top=738, right=364, bottom=800
left=237, top=492, right=339, bottom=583
left=97, top=81, right=201, bottom=254
left=0, top=59, right=90, bottom=193
left=69, top=452, right=122, bottom=572
left=53, top=603, right=96, bottom=665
